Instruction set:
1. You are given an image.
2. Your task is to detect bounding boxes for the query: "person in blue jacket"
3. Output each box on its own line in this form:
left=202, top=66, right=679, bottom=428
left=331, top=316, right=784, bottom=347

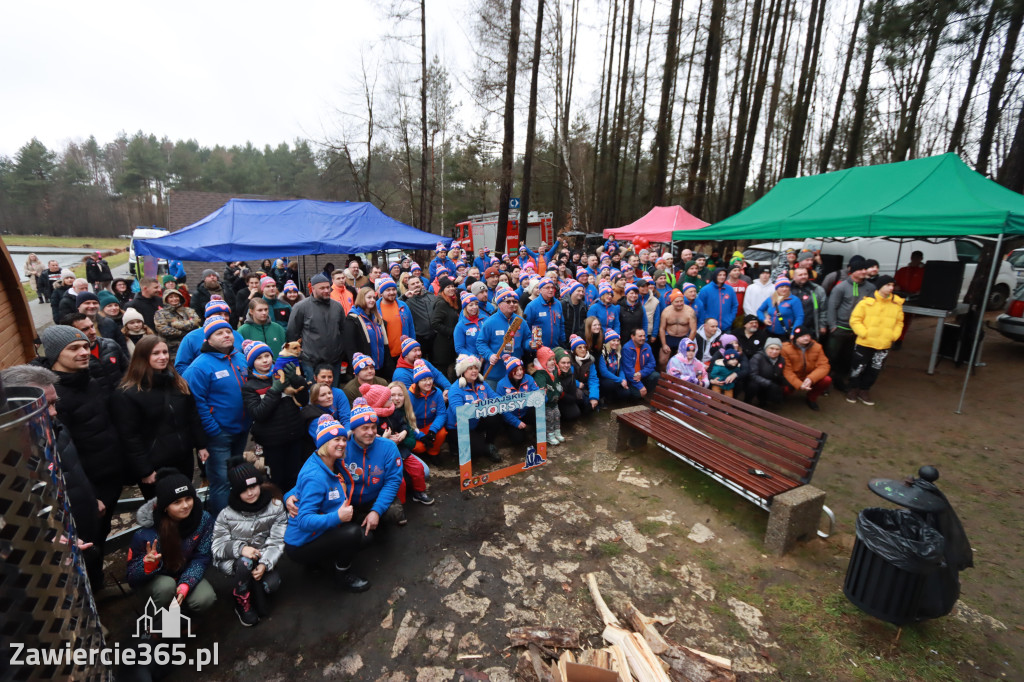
left=620, top=326, right=659, bottom=399
left=695, top=268, right=738, bottom=328
left=283, top=415, right=369, bottom=592
left=568, top=334, right=599, bottom=414
left=409, top=263, right=430, bottom=290
left=576, top=269, right=599, bottom=307
left=587, top=282, right=621, bottom=335
left=305, top=381, right=352, bottom=443
left=524, top=277, right=565, bottom=349
left=183, top=317, right=251, bottom=514
left=447, top=354, right=527, bottom=462
left=454, top=292, right=485, bottom=359
left=392, top=336, right=451, bottom=393
left=476, top=287, right=529, bottom=385
left=339, top=399, right=403, bottom=534
left=495, top=355, right=540, bottom=421
left=757, top=276, right=804, bottom=337
left=472, top=247, right=491, bottom=273
left=596, top=328, right=631, bottom=401
left=168, top=259, right=186, bottom=284
left=428, top=242, right=455, bottom=281
left=174, top=298, right=244, bottom=374
left=408, top=360, right=448, bottom=458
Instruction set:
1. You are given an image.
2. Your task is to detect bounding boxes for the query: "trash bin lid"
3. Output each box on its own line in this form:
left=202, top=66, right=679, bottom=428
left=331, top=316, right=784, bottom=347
left=868, top=478, right=946, bottom=513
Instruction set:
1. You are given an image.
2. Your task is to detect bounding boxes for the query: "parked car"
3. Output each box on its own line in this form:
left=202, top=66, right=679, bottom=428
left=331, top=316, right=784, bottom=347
left=1006, top=248, right=1024, bottom=284
left=994, top=281, right=1024, bottom=343
left=741, top=241, right=805, bottom=272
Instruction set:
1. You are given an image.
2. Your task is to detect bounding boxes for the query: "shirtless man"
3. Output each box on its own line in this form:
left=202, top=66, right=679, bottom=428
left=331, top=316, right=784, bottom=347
left=659, top=289, right=697, bottom=367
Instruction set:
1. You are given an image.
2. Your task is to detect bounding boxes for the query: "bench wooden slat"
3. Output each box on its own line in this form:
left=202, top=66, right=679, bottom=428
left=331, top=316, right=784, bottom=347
left=650, top=396, right=814, bottom=482
left=619, top=410, right=798, bottom=500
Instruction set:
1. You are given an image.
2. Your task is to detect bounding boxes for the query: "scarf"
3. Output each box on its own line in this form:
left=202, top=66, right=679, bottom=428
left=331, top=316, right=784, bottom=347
left=228, top=487, right=274, bottom=514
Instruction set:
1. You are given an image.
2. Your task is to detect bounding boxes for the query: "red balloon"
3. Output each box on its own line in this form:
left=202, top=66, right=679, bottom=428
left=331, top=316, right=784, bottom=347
left=632, top=237, right=650, bottom=250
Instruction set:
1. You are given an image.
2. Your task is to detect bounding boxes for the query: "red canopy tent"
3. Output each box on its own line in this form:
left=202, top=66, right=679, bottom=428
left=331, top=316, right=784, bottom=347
left=602, top=205, right=709, bottom=243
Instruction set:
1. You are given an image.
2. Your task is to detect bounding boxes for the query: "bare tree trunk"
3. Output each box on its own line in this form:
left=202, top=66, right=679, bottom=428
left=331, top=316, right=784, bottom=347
left=607, top=0, right=636, bottom=227
left=496, top=0, right=522, bottom=251
left=892, top=0, right=949, bottom=162
left=947, top=0, right=996, bottom=153
left=650, top=0, right=684, bottom=206
left=998, top=98, right=1024, bottom=192
left=821, top=0, right=864, bottom=172
left=554, top=0, right=581, bottom=229
left=629, top=0, right=657, bottom=217
left=783, top=0, right=826, bottom=177
left=670, top=0, right=701, bottom=201
left=692, top=0, right=726, bottom=218
left=976, top=0, right=1023, bottom=174
left=419, top=0, right=428, bottom=229
left=723, top=0, right=764, bottom=214
left=756, top=0, right=794, bottom=195
left=519, top=0, right=545, bottom=239
left=735, top=0, right=780, bottom=207
left=845, top=0, right=885, bottom=168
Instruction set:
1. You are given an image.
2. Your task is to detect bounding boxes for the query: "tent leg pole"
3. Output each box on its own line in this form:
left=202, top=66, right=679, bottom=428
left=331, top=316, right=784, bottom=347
left=955, top=232, right=1002, bottom=414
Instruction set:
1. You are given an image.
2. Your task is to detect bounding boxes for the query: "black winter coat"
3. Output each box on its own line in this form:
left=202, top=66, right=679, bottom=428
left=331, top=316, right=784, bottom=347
left=341, top=311, right=389, bottom=367
left=97, top=316, right=128, bottom=354
left=54, top=419, right=99, bottom=543
left=51, top=285, right=72, bottom=324
left=619, top=302, right=647, bottom=338
left=748, top=351, right=786, bottom=390
left=88, top=338, right=128, bottom=395
left=190, top=282, right=223, bottom=317
left=52, top=369, right=122, bottom=486
left=126, top=293, right=162, bottom=330
left=561, top=296, right=588, bottom=345
left=111, top=372, right=207, bottom=481
left=58, top=290, right=80, bottom=323
left=242, top=375, right=308, bottom=445
left=430, top=296, right=461, bottom=368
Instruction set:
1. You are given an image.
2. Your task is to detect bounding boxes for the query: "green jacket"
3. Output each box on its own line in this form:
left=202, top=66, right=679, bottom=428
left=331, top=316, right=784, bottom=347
left=238, top=320, right=286, bottom=358
left=531, top=368, right=562, bottom=407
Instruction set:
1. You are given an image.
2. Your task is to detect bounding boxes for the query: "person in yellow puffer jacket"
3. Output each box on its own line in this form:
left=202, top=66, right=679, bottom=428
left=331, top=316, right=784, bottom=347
left=846, top=275, right=904, bottom=406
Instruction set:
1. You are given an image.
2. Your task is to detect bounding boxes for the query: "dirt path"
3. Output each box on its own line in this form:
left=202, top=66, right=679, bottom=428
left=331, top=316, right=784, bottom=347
left=98, top=317, right=1022, bottom=680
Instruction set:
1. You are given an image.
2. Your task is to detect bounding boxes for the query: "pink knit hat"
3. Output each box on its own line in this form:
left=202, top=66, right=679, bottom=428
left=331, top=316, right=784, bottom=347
left=359, top=382, right=395, bottom=418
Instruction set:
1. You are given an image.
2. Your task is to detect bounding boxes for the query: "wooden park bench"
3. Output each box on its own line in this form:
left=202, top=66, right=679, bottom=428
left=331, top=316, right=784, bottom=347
left=608, top=374, right=833, bottom=554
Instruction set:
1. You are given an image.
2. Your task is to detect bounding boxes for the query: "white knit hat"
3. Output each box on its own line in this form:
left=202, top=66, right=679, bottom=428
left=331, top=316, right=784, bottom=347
left=455, top=353, right=482, bottom=387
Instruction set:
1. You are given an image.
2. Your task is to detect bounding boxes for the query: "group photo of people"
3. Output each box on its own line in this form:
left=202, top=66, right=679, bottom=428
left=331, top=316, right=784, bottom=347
left=8, top=234, right=908, bottom=634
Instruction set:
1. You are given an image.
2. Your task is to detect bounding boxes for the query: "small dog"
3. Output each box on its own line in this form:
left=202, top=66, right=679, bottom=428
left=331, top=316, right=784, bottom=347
left=273, top=340, right=305, bottom=406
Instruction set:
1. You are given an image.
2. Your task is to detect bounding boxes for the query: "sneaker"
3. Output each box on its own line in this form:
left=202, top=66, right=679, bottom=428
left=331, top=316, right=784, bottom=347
left=805, top=398, right=820, bottom=411
left=334, top=566, right=371, bottom=593
left=411, top=490, right=434, bottom=505
left=554, top=430, right=566, bottom=444
left=858, top=391, right=875, bottom=406
left=233, top=589, right=259, bottom=627
left=547, top=435, right=560, bottom=446
left=846, top=390, right=859, bottom=404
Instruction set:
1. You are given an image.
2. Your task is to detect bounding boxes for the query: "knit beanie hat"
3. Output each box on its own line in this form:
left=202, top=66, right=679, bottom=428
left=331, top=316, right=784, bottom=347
left=227, top=457, right=263, bottom=495
left=60, top=268, right=75, bottom=280
left=310, top=273, right=330, bottom=286
left=518, top=271, right=532, bottom=285
left=719, top=333, right=738, bottom=347
left=552, top=346, right=570, bottom=365
left=459, top=291, right=475, bottom=308
left=410, top=263, right=422, bottom=273
left=681, top=282, right=697, bottom=293
left=400, top=336, right=420, bottom=358
left=569, top=334, right=586, bottom=353
left=483, top=266, right=499, bottom=279
left=790, top=326, right=809, bottom=340
left=352, top=352, right=374, bottom=374
left=412, top=359, right=432, bottom=384
left=604, top=328, right=620, bottom=343
left=653, top=269, right=665, bottom=280
left=203, top=317, right=233, bottom=340
left=875, top=275, right=895, bottom=289
left=201, top=268, right=218, bottom=279
left=722, top=347, right=739, bottom=360
left=847, top=256, right=867, bottom=272
left=668, top=289, right=684, bottom=303
left=283, top=280, right=299, bottom=294
left=75, top=291, right=99, bottom=307
left=97, top=290, right=119, bottom=308
left=774, top=276, right=792, bottom=290
left=576, top=267, right=589, bottom=279
left=359, top=382, right=395, bottom=417
left=348, top=398, right=378, bottom=430
left=455, top=353, right=481, bottom=386
left=40, top=325, right=89, bottom=365
left=765, top=337, right=783, bottom=350
left=204, top=298, right=232, bottom=319
left=624, top=283, right=639, bottom=297
left=537, top=277, right=555, bottom=292
left=260, top=276, right=276, bottom=290
left=495, top=287, right=517, bottom=305
left=154, top=468, right=195, bottom=512
left=375, top=276, right=397, bottom=294
left=437, top=275, right=454, bottom=291
left=315, top=413, right=345, bottom=448
left=470, top=281, right=488, bottom=296
left=598, top=282, right=613, bottom=298
left=562, top=280, right=582, bottom=298
left=535, top=346, right=555, bottom=369
left=161, top=275, right=176, bottom=287
left=243, top=339, right=272, bottom=368
left=504, top=355, right=523, bottom=374
left=122, top=308, right=144, bottom=325
left=436, top=241, right=447, bottom=253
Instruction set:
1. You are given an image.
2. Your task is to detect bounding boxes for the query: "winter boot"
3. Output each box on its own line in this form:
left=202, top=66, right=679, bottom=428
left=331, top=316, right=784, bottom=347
left=233, top=588, right=259, bottom=627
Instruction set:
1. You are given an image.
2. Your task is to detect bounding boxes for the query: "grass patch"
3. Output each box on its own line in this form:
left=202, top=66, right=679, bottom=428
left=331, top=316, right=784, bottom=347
left=5, top=236, right=128, bottom=249
left=637, top=519, right=667, bottom=535
left=597, top=542, right=623, bottom=557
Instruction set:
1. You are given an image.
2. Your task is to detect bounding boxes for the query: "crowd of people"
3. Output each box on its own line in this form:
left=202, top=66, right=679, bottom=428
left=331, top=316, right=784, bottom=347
left=6, top=236, right=910, bottom=632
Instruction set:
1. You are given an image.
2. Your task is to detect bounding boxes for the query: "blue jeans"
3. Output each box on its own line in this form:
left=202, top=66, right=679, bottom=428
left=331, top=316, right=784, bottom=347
left=206, top=430, right=248, bottom=514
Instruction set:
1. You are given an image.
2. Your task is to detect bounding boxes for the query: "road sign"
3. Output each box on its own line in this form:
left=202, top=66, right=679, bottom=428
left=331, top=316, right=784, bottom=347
left=509, top=197, right=520, bottom=209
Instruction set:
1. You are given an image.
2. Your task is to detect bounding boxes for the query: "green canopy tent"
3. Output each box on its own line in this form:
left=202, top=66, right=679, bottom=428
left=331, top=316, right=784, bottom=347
left=672, top=153, right=1024, bottom=413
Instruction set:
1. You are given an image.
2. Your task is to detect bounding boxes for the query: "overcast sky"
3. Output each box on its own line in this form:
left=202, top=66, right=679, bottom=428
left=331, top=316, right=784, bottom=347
left=0, top=0, right=486, bottom=158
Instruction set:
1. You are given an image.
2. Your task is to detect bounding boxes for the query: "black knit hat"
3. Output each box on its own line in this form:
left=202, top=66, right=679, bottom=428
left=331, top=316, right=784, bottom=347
left=154, top=468, right=195, bottom=512
left=875, top=275, right=895, bottom=289
left=227, top=458, right=263, bottom=495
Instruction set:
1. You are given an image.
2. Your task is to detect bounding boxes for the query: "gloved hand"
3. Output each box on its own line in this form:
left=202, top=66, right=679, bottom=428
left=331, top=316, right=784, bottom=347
left=423, top=431, right=435, bottom=447
left=271, top=374, right=286, bottom=393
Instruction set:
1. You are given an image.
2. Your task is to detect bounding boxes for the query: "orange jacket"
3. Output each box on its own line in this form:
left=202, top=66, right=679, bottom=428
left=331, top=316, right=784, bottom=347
left=781, top=340, right=831, bottom=388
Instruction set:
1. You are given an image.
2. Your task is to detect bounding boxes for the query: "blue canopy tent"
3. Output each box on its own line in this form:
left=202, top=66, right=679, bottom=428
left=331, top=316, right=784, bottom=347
left=133, top=198, right=452, bottom=261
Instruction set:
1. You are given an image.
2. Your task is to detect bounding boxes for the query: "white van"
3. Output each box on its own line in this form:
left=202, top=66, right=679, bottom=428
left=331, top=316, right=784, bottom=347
left=128, top=227, right=170, bottom=279
left=801, top=236, right=1017, bottom=309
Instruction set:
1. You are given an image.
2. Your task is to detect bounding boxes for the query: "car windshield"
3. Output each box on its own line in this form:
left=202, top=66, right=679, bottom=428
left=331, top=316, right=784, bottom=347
left=1007, top=250, right=1024, bottom=268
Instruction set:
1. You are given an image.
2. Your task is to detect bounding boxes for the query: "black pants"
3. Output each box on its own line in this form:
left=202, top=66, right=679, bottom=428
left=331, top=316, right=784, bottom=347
left=600, top=378, right=631, bottom=401
left=285, top=523, right=365, bottom=569
left=261, top=439, right=307, bottom=493
left=849, top=345, right=889, bottom=391
left=449, top=415, right=503, bottom=460
left=748, top=381, right=784, bottom=406
left=827, top=329, right=857, bottom=388
left=628, top=372, right=660, bottom=399
left=232, top=557, right=281, bottom=594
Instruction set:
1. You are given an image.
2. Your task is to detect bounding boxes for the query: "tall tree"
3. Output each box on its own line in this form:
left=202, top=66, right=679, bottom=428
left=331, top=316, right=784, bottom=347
left=976, top=0, right=1024, bottom=174
left=519, top=0, right=545, bottom=240
left=495, top=0, right=522, bottom=251
left=723, top=0, right=766, bottom=213
left=997, top=98, right=1024, bottom=192
left=650, top=0, right=683, bottom=206
left=419, top=0, right=429, bottom=230
left=846, top=0, right=886, bottom=167
left=692, top=0, right=727, bottom=217
left=606, top=0, right=635, bottom=227
left=947, top=0, right=998, bottom=153
left=821, top=0, right=865, bottom=172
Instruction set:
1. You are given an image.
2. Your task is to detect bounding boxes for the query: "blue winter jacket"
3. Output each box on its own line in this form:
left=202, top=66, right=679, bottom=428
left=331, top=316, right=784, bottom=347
left=524, top=295, right=566, bottom=348
left=174, top=327, right=244, bottom=374
left=127, top=508, right=213, bottom=591
left=429, top=257, right=456, bottom=281
left=473, top=257, right=491, bottom=272
left=408, top=385, right=447, bottom=434
left=757, top=295, right=805, bottom=336
left=695, top=279, right=739, bottom=328
left=343, top=435, right=403, bottom=516
left=168, top=260, right=186, bottom=280
left=392, top=358, right=451, bottom=391
left=283, top=455, right=354, bottom=547
left=454, top=311, right=484, bottom=357
left=447, top=379, right=523, bottom=431
left=587, top=300, right=621, bottom=335
left=495, top=372, right=540, bottom=419
left=476, top=311, right=528, bottom=382
left=183, top=345, right=250, bottom=436
left=621, top=341, right=656, bottom=390
left=376, top=298, right=416, bottom=341
left=304, top=391, right=352, bottom=441
left=581, top=283, right=599, bottom=307
left=597, top=348, right=627, bottom=384
left=573, top=354, right=600, bottom=402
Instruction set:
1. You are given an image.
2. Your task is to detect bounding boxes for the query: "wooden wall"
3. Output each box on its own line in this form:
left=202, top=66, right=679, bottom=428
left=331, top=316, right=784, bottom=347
left=0, top=239, right=38, bottom=368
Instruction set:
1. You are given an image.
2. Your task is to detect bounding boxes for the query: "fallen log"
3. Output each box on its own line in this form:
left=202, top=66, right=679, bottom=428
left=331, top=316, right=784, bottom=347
left=508, top=626, right=582, bottom=650
left=601, top=624, right=672, bottom=682
left=623, top=602, right=735, bottom=682
left=528, top=644, right=559, bottom=682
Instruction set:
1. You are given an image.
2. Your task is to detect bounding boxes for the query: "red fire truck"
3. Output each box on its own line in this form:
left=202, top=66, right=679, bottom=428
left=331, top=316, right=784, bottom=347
left=454, top=211, right=554, bottom=254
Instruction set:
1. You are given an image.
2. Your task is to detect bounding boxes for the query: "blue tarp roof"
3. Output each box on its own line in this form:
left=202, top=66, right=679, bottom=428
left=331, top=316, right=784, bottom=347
left=133, top=199, right=451, bottom=261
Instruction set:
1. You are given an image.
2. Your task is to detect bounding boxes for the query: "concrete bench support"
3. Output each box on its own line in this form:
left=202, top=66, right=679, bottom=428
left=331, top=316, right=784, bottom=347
left=764, top=485, right=826, bottom=556
left=608, top=407, right=651, bottom=452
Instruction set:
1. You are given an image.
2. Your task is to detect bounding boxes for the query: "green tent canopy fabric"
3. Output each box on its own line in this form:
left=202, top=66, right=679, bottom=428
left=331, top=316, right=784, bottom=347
left=674, top=154, right=1024, bottom=241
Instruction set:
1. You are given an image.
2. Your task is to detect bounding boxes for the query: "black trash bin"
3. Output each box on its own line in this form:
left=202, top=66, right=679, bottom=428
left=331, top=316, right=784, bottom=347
left=843, top=508, right=945, bottom=625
